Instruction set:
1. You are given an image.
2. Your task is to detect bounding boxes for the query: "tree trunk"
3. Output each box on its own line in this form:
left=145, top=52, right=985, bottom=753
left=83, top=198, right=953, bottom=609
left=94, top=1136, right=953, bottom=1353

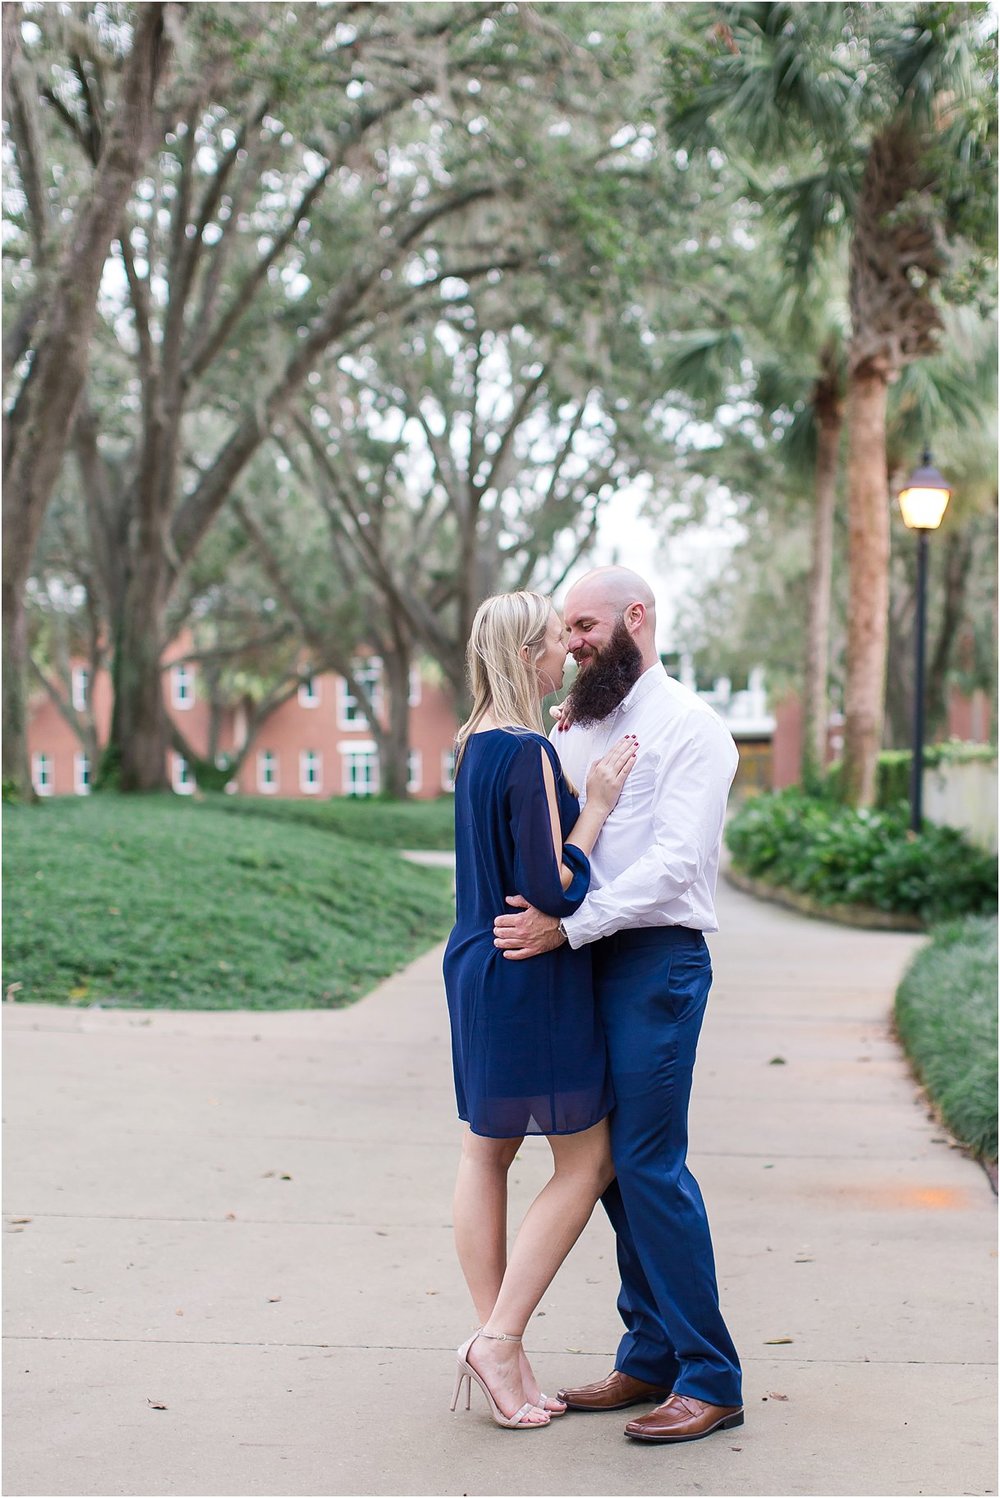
left=379, top=632, right=412, bottom=800
left=1, top=561, right=31, bottom=795
left=841, top=363, right=891, bottom=807
left=104, top=547, right=170, bottom=792
left=800, top=376, right=843, bottom=789
left=925, top=527, right=972, bottom=738
left=0, top=4, right=170, bottom=796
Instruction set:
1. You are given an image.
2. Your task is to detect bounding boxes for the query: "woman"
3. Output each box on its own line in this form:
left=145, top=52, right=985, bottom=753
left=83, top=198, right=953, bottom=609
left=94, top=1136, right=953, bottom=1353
left=444, top=590, right=637, bottom=1430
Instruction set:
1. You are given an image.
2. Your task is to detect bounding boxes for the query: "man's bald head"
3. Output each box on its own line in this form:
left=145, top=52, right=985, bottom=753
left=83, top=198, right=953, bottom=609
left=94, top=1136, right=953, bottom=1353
left=568, top=566, right=655, bottom=614
left=564, top=566, right=658, bottom=669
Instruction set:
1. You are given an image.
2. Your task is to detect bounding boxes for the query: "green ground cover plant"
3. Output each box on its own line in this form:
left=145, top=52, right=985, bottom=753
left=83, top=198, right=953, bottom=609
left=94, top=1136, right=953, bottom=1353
left=211, top=793, right=456, bottom=849
left=895, top=915, right=998, bottom=1162
left=726, top=789, right=997, bottom=923
left=3, top=795, right=455, bottom=1010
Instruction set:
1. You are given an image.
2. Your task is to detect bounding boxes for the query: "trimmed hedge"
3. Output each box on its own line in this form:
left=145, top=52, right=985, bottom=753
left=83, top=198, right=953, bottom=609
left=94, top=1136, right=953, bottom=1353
left=726, top=789, right=997, bottom=923
left=824, top=741, right=997, bottom=812
left=895, top=915, right=998, bottom=1162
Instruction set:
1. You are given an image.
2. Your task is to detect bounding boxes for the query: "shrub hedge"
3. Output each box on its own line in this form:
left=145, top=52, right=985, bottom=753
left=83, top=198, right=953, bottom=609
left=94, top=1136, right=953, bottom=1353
left=823, top=741, right=997, bottom=812
left=895, top=914, right=998, bottom=1161
left=726, top=789, right=997, bottom=923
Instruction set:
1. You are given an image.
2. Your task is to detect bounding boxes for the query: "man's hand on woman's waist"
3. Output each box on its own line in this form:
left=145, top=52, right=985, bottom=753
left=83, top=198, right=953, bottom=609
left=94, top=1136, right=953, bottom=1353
left=493, top=896, right=566, bottom=959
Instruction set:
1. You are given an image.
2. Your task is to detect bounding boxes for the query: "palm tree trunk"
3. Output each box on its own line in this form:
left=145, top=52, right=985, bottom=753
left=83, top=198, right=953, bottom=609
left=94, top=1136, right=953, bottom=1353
left=801, top=376, right=843, bottom=788
left=841, top=363, right=891, bottom=807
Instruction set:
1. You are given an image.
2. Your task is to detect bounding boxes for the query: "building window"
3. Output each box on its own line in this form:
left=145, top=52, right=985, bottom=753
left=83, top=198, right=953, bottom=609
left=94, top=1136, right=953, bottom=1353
left=32, top=752, right=53, bottom=797
left=343, top=748, right=379, bottom=797
left=172, top=754, right=195, bottom=795
left=408, top=664, right=422, bottom=707
left=300, top=750, right=322, bottom=795
left=340, top=659, right=381, bottom=729
left=171, top=663, right=195, bottom=710
left=257, top=750, right=278, bottom=794
left=298, top=674, right=320, bottom=707
left=441, top=748, right=456, bottom=794
left=71, top=666, right=89, bottom=713
left=407, top=750, right=422, bottom=795
left=74, top=753, right=91, bottom=796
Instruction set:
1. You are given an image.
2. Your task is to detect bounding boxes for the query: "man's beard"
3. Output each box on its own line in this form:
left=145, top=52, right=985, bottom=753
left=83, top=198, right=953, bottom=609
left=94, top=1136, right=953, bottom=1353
left=564, top=618, right=645, bottom=727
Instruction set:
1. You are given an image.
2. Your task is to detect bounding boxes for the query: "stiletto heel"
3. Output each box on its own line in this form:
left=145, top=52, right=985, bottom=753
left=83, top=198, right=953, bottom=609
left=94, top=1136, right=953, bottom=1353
left=450, top=1364, right=471, bottom=1412
left=450, top=1330, right=548, bottom=1429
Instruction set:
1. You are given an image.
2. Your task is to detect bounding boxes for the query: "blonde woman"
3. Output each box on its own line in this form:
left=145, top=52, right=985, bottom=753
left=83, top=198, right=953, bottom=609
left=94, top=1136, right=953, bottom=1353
left=444, top=591, right=637, bottom=1430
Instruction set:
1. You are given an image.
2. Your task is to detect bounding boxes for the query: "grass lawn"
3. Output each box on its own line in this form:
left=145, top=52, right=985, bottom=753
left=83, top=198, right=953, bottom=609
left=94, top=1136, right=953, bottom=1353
left=3, top=793, right=455, bottom=1010
left=210, top=792, right=455, bottom=849
left=895, top=915, right=998, bottom=1162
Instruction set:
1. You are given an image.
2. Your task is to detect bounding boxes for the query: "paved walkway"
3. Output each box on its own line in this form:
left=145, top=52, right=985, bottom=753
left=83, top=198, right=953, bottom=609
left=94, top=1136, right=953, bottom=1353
left=3, top=878, right=996, bottom=1498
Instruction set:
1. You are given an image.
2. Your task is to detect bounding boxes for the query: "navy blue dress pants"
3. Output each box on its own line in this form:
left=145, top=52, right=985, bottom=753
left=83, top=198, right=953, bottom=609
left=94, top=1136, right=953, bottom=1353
left=593, top=926, right=742, bottom=1408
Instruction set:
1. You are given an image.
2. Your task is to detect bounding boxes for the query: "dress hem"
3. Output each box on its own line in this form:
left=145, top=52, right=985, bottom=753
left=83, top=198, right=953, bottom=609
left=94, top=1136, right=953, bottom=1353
left=457, top=1109, right=612, bottom=1140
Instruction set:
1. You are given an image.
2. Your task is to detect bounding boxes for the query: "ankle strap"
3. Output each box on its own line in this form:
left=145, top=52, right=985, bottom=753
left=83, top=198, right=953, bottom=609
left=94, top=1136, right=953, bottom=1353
left=480, top=1329, right=522, bottom=1342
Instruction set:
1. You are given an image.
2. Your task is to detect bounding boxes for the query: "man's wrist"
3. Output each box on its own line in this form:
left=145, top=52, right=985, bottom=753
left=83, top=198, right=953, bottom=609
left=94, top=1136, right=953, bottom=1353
left=556, top=920, right=569, bottom=945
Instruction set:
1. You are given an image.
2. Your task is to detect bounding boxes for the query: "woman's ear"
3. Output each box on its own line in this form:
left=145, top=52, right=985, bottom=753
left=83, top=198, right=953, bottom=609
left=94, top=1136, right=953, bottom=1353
left=519, top=644, right=532, bottom=664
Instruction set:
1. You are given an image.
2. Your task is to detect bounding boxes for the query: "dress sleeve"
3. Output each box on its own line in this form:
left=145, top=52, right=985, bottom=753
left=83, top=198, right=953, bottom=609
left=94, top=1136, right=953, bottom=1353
left=505, top=738, right=591, bottom=917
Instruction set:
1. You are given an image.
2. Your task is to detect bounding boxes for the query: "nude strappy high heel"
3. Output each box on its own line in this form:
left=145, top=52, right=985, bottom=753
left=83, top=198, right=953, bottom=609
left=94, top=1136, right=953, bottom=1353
left=450, top=1330, right=550, bottom=1429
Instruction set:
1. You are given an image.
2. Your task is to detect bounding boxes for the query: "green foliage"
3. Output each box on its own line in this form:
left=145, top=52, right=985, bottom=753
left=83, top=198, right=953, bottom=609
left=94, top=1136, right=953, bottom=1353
left=726, top=788, right=997, bottom=921
left=895, top=915, right=998, bottom=1161
left=2, top=796, right=454, bottom=1010
left=824, top=741, right=998, bottom=811
left=2, top=777, right=24, bottom=805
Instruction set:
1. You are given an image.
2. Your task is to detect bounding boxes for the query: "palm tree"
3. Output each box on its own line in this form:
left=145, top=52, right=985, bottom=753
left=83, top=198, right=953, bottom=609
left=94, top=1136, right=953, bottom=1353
left=658, top=239, right=849, bottom=788
left=674, top=1, right=997, bottom=804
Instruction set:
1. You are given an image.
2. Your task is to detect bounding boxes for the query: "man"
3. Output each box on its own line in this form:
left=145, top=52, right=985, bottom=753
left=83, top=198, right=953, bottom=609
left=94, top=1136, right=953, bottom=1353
left=493, top=566, right=743, bottom=1444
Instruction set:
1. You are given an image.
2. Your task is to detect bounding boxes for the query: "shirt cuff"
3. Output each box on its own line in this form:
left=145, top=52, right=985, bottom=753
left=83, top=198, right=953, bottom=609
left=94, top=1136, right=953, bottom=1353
left=560, top=897, right=605, bottom=949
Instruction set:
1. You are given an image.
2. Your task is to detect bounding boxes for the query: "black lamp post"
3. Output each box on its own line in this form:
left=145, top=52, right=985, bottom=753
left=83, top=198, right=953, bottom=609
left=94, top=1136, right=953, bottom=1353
left=897, top=450, right=952, bottom=833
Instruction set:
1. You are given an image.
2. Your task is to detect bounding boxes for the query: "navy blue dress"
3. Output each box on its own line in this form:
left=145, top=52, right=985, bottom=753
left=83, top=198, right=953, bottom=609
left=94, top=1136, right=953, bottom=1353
left=443, top=729, right=614, bottom=1138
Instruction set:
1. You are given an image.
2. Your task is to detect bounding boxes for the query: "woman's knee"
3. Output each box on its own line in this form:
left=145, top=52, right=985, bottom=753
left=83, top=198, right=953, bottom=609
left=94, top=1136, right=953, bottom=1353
left=550, top=1123, right=615, bottom=1195
left=460, top=1127, right=522, bottom=1172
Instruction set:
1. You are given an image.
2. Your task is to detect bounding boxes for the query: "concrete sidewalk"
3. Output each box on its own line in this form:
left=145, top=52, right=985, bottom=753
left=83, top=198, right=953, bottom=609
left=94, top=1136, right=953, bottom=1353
left=3, top=878, right=996, bottom=1498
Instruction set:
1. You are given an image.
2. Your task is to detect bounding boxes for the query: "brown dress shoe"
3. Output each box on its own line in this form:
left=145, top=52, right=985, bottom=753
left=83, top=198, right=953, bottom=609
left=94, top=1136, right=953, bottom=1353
left=625, top=1393, right=744, bottom=1443
left=555, top=1369, right=670, bottom=1412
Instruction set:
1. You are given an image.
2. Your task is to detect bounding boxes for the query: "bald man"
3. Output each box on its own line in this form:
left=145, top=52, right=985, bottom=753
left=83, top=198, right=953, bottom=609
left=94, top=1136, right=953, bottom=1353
left=493, top=567, right=743, bottom=1444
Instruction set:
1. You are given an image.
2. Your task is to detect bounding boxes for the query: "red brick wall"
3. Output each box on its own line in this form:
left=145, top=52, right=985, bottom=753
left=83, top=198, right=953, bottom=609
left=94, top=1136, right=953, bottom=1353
left=28, top=647, right=459, bottom=800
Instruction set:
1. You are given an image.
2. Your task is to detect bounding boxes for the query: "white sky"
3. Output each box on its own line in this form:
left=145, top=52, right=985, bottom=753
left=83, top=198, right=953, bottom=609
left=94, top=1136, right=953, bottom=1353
left=587, top=485, right=737, bottom=654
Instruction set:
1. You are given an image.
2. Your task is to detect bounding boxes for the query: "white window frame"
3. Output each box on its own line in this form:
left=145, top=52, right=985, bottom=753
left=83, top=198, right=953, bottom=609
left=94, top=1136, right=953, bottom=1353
left=73, top=752, right=91, bottom=796
left=408, top=664, right=422, bottom=707
left=407, top=749, right=422, bottom=795
left=171, top=663, right=195, bottom=711
left=257, top=750, right=279, bottom=795
left=32, top=752, right=53, bottom=797
left=71, top=666, right=89, bottom=713
left=339, top=659, right=382, bottom=730
left=298, top=674, right=320, bottom=708
left=339, top=741, right=379, bottom=797
left=172, top=753, right=195, bottom=795
left=299, top=749, right=322, bottom=795
left=441, top=748, right=456, bottom=794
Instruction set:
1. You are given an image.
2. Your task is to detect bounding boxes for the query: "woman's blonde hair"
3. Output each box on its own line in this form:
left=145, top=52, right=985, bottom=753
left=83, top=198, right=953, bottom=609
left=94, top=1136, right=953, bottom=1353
left=454, top=590, right=553, bottom=773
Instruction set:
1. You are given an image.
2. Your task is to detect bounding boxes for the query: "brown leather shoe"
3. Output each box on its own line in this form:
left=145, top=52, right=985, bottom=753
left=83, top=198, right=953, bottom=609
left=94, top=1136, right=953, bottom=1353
left=555, top=1370, right=669, bottom=1412
left=625, top=1393, right=744, bottom=1443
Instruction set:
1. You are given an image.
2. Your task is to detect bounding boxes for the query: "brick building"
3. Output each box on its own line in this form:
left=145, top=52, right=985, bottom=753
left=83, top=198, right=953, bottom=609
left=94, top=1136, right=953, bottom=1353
left=27, top=642, right=460, bottom=800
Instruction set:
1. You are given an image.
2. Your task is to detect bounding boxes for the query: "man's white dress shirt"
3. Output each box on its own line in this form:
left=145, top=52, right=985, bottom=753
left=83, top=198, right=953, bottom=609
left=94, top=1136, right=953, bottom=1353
left=553, top=663, right=738, bottom=946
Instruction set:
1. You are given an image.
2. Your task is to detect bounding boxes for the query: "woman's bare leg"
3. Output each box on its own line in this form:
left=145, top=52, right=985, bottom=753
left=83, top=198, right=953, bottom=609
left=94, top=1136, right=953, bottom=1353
left=452, top=1128, right=521, bottom=1325
left=453, top=1128, right=550, bottom=1423
left=470, top=1120, right=614, bottom=1413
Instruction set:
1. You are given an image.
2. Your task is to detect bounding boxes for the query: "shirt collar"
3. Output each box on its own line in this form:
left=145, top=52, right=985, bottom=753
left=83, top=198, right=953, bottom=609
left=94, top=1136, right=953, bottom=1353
left=618, top=662, right=666, bottom=714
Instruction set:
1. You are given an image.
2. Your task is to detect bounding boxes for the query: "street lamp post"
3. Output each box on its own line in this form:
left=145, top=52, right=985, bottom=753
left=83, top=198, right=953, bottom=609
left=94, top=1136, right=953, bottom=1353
left=897, top=451, right=952, bottom=833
